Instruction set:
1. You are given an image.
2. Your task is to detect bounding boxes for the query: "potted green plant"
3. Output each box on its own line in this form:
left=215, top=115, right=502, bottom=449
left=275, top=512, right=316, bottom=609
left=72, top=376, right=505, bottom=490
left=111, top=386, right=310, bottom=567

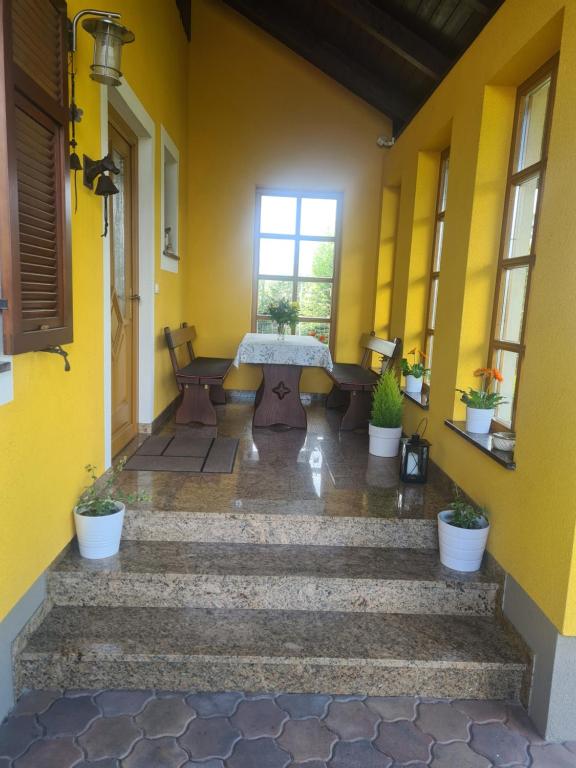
left=456, top=367, right=507, bottom=434
left=369, top=369, right=404, bottom=457
left=400, top=348, right=429, bottom=394
left=267, top=298, right=300, bottom=338
left=74, top=458, right=149, bottom=559
left=438, top=489, right=489, bottom=572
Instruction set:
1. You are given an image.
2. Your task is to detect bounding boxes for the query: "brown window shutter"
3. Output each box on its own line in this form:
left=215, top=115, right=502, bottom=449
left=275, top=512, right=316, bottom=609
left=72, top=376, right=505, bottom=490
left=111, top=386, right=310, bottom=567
left=0, top=0, right=72, bottom=354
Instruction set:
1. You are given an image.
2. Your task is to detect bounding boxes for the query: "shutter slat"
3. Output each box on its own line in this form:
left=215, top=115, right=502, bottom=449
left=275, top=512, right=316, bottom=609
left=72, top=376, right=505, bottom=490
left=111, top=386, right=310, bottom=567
left=17, top=148, right=54, bottom=176
left=20, top=212, right=57, bottom=232
left=20, top=222, right=57, bottom=242
left=21, top=242, right=58, bottom=260
left=11, top=0, right=63, bottom=102
left=18, top=175, right=55, bottom=201
left=20, top=195, right=58, bottom=218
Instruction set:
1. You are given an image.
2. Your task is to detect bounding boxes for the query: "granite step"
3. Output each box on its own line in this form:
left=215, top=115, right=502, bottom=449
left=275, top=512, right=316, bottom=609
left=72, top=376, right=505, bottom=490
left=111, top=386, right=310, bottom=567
left=123, top=508, right=438, bottom=548
left=16, top=605, right=527, bottom=701
left=49, top=541, right=500, bottom=616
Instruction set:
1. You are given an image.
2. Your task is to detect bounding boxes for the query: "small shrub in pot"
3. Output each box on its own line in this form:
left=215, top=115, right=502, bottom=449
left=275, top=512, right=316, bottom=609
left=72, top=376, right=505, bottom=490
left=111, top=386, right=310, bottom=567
left=369, top=370, right=404, bottom=457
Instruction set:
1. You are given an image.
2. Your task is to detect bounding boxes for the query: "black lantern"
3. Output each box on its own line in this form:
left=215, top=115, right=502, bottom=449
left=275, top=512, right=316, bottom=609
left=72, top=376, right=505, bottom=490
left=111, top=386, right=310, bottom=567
left=400, top=428, right=430, bottom=484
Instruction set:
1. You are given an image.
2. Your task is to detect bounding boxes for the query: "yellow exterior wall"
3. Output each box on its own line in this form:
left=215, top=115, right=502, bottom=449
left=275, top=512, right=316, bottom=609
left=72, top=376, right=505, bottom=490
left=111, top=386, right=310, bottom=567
left=379, top=1, right=576, bottom=633
left=0, top=0, right=189, bottom=621
left=186, top=0, right=391, bottom=393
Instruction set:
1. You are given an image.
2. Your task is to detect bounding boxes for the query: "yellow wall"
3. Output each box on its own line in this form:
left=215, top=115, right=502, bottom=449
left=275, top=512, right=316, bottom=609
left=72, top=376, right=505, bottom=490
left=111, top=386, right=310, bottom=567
left=379, top=1, right=576, bottom=634
left=0, top=0, right=189, bottom=621
left=186, top=0, right=391, bottom=393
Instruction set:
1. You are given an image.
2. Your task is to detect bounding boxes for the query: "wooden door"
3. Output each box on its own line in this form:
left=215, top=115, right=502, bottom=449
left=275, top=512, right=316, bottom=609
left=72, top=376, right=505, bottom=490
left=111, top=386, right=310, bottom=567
left=109, top=113, right=138, bottom=456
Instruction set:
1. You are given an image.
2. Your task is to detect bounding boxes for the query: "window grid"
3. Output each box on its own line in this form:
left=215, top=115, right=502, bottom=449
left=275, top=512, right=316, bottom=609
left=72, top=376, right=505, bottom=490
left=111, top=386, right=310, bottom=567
left=488, top=57, right=558, bottom=429
left=252, top=190, right=342, bottom=353
left=423, top=149, right=450, bottom=379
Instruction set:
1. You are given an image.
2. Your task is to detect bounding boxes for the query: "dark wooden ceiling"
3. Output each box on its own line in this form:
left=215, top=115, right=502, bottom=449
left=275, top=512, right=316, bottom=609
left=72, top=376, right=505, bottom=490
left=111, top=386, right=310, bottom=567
left=220, top=0, right=505, bottom=133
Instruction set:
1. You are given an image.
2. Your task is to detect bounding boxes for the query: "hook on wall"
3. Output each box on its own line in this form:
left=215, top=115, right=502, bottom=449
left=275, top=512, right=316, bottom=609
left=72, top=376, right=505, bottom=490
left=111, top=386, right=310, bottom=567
left=42, top=346, right=71, bottom=372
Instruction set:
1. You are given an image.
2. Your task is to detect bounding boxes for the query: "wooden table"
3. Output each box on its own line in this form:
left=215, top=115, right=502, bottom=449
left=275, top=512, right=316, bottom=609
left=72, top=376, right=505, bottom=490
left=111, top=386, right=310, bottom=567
left=233, top=333, right=333, bottom=428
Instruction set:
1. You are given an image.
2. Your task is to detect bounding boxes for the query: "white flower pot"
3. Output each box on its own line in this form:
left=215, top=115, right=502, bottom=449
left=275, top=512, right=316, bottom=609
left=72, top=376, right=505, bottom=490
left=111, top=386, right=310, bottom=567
left=465, top=407, right=494, bottom=434
left=74, top=502, right=125, bottom=559
left=405, top=375, right=423, bottom=394
left=368, top=424, right=402, bottom=458
left=438, top=510, right=490, bottom=572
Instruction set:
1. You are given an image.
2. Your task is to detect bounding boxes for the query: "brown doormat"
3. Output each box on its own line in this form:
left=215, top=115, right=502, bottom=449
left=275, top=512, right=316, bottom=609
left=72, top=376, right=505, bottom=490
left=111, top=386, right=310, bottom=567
left=124, top=434, right=239, bottom=473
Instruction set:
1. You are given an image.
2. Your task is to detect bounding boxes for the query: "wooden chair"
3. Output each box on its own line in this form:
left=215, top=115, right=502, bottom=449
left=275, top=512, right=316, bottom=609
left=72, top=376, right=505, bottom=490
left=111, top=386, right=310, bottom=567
left=326, top=333, right=401, bottom=430
left=164, top=323, right=233, bottom=426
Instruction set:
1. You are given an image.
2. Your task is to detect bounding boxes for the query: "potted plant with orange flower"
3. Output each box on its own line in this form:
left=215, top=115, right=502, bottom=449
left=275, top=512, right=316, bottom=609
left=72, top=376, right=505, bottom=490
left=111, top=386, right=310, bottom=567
left=400, top=348, right=430, bottom=394
left=456, top=367, right=506, bottom=435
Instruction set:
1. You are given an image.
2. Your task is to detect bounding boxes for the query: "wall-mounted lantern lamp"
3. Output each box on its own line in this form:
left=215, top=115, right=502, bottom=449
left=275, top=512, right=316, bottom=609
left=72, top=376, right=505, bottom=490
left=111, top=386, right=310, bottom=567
left=70, top=9, right=135, bottom=86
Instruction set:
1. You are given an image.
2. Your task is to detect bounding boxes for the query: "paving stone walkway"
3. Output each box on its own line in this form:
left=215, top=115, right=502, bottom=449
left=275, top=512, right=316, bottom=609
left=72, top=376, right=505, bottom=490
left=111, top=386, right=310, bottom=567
left=1, top=691, right=575, bottom=767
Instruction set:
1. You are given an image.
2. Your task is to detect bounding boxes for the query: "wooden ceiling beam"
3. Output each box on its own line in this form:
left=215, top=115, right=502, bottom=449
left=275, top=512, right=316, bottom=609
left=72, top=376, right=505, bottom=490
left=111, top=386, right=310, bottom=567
left=324, top=0, right=451, bottom=80
left=222, top=0, right=416, bottom=122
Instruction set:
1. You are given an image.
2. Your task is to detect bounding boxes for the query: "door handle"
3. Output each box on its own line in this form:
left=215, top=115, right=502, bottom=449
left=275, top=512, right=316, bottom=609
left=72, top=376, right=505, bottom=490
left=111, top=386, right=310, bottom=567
left=128, top=294, right=141, bottom=301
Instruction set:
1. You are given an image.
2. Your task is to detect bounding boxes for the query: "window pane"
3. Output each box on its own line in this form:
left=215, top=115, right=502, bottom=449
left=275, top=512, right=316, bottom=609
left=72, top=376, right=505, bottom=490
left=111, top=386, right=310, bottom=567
left=425, top=333, right=434, bottom=377
left=438, top=156, right=449, bottom=213
left=506, top=174, right=539, bottom=259
left=297, top=321, right=330, bottom=345
left=260, top=195, right=297, bottom=234
left=433, top=220, right=444, bottom=271
left=297, top=281, right=332, bottom=318
left=256, top=318, right=277, bottom=334
left=428, top=277, right=439, bottom=330
left=257, top=280, right=293, bottom=315
left=300, top=198, right=337, bottom=237
left=493, top=348, right=519, bottom=427
left=298, top=241, right=334, bottom=277
left=259, top=238, right=295, bottom=276
left=516, top=77, right=551, bottom=172
left=496, top=265, right=529, bottom=344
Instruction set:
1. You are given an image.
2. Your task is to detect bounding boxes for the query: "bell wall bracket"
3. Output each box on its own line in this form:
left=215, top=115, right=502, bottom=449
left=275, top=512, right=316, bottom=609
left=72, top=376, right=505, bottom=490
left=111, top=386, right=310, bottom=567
left=83, top=153, right=120, bottom=190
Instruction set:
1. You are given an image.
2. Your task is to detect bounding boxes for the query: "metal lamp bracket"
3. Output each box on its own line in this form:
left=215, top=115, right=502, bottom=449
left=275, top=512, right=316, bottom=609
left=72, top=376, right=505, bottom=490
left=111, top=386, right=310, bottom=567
left=69, top=8, right=121, bottom=53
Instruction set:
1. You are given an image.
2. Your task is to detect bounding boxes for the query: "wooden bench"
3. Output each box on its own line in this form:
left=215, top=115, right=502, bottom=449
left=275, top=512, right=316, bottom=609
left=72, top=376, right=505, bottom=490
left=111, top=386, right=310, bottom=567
left=164, top=323, right=233, bottom=426
left=326, top=333, right=401, bottom=430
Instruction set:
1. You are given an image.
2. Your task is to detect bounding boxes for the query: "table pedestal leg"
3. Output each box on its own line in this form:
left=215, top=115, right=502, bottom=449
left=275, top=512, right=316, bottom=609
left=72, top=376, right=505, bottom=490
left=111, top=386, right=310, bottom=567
left=253, top=365, right=307, bottom=429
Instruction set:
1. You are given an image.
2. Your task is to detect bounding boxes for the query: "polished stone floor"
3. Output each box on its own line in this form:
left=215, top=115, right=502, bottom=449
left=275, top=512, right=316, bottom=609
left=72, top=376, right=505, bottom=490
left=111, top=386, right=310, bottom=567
left=1, top=690, right=575, bottom=767
left=115, top=400, right=454, bottom=518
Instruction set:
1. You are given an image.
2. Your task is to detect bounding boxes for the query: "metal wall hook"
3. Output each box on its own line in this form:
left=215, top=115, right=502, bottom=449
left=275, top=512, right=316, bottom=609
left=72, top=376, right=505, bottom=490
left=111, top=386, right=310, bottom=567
left=42, top=346, right=71, bottom=371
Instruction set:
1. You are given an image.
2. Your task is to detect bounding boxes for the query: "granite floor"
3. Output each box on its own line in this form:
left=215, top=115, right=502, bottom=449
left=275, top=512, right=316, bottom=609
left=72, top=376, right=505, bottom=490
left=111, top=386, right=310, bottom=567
left=1, top=690, right=575, bottom=767
left=114, top=399, right=456, bottom=519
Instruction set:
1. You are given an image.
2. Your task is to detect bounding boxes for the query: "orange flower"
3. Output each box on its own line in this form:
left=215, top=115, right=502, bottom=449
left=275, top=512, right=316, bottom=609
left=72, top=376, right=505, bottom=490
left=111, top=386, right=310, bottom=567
left=492, top=368, right=504, bottom=382
left=318, top=335, right=326, bottom=343
left=474, top=367, right=491, bottom=377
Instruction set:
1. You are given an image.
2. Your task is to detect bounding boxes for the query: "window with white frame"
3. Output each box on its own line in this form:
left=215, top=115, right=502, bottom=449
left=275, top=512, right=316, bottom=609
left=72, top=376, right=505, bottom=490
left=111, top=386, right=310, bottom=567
left=161, top=127, right=180, bottom=273
left=253, top=190, right=341, bottom=348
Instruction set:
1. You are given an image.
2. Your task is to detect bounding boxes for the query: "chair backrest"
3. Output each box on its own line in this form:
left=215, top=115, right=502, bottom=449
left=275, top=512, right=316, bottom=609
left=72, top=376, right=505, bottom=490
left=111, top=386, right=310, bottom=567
left=164, top=323, right=196, bottom=382
left=359, top=332, right=401, bottom=373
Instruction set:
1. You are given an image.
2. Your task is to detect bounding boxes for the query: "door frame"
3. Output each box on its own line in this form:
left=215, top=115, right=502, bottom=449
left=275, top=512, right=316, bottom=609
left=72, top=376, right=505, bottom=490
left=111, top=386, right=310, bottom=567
left=100, top=81, right=155, bottom=468
left=109, top=109, right=139, bottom=456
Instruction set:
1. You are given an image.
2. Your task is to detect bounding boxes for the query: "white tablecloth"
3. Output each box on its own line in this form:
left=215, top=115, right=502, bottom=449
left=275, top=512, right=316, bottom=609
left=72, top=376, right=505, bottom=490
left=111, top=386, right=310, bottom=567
left=233, top=333, right=333, bottom=370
